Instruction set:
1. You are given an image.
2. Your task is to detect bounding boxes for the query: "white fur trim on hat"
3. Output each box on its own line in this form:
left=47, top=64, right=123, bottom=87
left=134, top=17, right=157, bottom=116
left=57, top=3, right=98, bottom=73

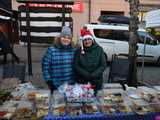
left=82, top=35, right=93, bottom=41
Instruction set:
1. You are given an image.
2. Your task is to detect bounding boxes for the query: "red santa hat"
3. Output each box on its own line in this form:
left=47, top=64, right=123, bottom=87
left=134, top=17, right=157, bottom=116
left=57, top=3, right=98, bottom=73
left=80, top=33, right=94, bottom=54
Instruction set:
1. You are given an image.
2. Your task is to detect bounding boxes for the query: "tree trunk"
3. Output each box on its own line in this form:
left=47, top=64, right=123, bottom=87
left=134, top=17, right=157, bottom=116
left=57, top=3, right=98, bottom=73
left=127, top=0, right=139, bottom=87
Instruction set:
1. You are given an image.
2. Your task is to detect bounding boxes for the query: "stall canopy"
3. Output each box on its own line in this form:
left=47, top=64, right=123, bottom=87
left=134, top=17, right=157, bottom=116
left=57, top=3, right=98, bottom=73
left=145, top=9, right=160, bottom=28
left=0, top=0, right=12, bottom=15
left=0, top=0, right=12, bottom=20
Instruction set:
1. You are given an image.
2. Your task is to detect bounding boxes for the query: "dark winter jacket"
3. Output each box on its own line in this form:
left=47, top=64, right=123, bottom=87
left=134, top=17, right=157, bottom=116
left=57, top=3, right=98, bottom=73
left=74, top=43, right=107, bottom=87
left=42, top=41, right=76, bottom=88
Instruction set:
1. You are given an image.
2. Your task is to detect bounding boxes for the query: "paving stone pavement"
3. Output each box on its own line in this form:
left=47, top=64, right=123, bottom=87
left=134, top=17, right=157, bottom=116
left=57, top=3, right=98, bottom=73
left=0, top=43, right=159, bottom=89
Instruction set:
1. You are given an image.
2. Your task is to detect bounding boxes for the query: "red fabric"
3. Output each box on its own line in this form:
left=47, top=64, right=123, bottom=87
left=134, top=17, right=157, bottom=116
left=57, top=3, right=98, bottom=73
left=80, top=29, right=92, bottom=37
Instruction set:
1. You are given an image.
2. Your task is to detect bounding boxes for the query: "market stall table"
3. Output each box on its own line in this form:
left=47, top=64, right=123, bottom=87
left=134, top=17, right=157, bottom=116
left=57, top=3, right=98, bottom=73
left=45, top=112, right=160, bottom=120
left=1, top=82, right=160, bottom=120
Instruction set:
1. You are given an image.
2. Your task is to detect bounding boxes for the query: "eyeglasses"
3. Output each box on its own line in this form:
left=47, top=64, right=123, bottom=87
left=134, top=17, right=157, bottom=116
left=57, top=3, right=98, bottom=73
left=84, top=38, right=92, bottom=41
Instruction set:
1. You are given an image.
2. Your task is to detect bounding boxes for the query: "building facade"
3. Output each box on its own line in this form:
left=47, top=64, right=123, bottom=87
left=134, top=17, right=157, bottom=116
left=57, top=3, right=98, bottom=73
left=12, top=0, right=160, bottom=40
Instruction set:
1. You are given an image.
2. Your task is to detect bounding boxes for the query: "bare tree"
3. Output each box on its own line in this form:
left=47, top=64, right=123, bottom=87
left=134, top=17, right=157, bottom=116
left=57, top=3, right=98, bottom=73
left=126, top=0, right=139, bottom=87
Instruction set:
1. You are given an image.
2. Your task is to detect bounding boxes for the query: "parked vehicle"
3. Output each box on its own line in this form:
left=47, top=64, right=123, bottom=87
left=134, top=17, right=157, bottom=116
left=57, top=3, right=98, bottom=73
left=85, top=23, right=160, bottom=65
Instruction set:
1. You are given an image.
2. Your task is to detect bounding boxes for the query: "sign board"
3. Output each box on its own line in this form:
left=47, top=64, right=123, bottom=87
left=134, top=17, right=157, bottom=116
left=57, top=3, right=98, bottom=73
left=29, top=1, right=83, bottom=12
left=70, top=1, right=83, bottom=12
left=17, top=0, right=74, bottom=4
left=145, top=9, right=160, bottom=28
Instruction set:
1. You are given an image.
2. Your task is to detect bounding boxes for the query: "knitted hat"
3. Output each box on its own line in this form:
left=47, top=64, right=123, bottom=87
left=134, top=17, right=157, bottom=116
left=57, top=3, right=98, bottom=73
left=60, top=26, right=72, bottom=37
left=82, top=34, right=93, bottom=41
left=81, top=34, right=94, bottom=54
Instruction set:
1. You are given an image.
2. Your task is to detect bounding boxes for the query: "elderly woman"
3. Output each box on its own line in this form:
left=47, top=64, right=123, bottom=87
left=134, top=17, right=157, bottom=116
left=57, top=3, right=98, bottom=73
left=74, top=34, right=107, bottom=95
left=42, top=26, right=76, bottom=92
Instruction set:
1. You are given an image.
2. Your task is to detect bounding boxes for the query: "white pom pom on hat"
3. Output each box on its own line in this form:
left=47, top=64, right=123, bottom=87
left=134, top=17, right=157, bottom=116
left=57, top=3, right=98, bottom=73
left=82, top=35, right=93, bottom=41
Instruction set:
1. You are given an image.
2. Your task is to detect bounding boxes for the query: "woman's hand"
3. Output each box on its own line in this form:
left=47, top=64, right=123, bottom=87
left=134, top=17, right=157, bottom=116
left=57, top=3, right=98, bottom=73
left=46, top=81, right=55, bottom=93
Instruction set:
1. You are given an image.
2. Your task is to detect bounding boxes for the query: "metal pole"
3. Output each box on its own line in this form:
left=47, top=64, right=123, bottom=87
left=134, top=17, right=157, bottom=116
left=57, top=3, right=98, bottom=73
left=141, top=33, right=147, bottom=82
left=26, top=2, right=33, bottom=75
left=9, top=12, right=14, bottom=64
left=88, top=0, right=91, bottom=23
left=62, top=4, right=65, bottom=26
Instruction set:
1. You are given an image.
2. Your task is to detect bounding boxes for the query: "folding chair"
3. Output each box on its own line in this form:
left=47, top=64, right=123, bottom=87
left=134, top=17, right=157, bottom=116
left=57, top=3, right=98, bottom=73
left=108, top=54, right=130, bottom=90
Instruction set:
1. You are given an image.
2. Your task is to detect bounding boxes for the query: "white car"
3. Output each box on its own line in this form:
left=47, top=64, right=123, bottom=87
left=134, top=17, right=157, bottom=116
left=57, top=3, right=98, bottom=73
left=85, top=23, right=160, bottom=65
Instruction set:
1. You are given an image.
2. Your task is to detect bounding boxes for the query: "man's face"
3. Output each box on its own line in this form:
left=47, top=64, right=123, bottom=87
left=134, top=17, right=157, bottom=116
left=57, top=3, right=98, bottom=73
left=83, top=38, right=93, bottom=47
left=60, top=36, right=72, bottom=46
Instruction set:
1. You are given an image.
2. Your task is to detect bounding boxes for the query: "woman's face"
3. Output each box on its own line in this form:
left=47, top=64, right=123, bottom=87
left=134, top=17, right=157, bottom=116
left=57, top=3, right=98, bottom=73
left=60, top=36, right=72, bottom=46
left=83, top=38, right=93, bottom=47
